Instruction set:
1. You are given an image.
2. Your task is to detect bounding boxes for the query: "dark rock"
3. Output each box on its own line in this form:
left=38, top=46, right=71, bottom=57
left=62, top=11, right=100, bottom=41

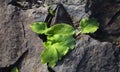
left=0, top=0, right=48, bottom=72
left=88, top=0, right=120, bottom=42
left=45, top=0, right=120, bottom=72
left=8, top=0, right=44, bottom=10
left=0, top=2, right=26, bottom=67
left=52, top=35, right=119, bottom=72
left=45, top=0, right=89, bottom=27
left=46, top=3, right=73, bottom=27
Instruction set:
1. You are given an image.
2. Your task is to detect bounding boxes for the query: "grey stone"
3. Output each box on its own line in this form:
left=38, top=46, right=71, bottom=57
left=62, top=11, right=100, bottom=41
left=45, top=0, right=89, bottom=27
left=48, top=0, right=120, bottom=71
left=0, top=0, right=48, bottom=72
left=52, top=35, right=118, bottom=72
left=88, top=0, right=120, bottom=42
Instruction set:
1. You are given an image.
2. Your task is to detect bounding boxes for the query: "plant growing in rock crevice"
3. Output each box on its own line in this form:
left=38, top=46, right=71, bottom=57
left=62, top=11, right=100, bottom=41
left=31, top=22, right=75, bottom=67
left=30, top=17, right=99, bottom=67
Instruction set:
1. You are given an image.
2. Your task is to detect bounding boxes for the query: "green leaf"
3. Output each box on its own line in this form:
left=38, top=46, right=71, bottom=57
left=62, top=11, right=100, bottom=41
left=30, top=22, right=47, bottom=34
left=79, top=18, right=99, bottom=33
left=47, top=34, right=75, bottom=49
left=41, top=46, right=58, bottom=67
left=49, top=6, right=54, bottom=15
left=30, top=22, right=76, bottom=67
left=64, top=36, right=75, bottom=50
left=42, top=34, right=75, bottom=66
left=45, top=23, right=75, bottom=35
left=11, top=67, right=18, bottom=72
left=52, top=43, right=69, bottom=60
left=43, top=41, right=52, bottom=49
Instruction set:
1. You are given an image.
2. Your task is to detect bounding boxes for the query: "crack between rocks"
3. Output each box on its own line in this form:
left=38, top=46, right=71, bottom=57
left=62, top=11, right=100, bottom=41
left=0, top=50, right=28, bottom=72
left=113, top=46, right=120, bottom=72
left=47, top=66, right=55, bottom=72
left=105, top=9, right=120, bottom=27
left=8, top=0, right=24, bottom=9
left=76, top=49, right=89, bottom=72
left=21, top=22, right=26, bottom=38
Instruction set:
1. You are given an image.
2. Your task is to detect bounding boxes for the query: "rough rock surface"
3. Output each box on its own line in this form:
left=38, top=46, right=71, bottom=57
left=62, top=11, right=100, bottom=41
left=45, top=0, right=120, bottom=72
left=0, top=0, right=48, bottom=72
left=53, top=35, right=119, bottom=72
left=89, top=0, right=120, bottom=43
left=0, top=0, right=120, bottom=72
left=45, top=0, right=89, bottom=27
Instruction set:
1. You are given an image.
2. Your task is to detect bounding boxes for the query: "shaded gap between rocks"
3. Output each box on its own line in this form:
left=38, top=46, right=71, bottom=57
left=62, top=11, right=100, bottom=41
left=0, top=50, right=28, bottom=72
left=85, top=0, right=120, bottom=71
left=8, top=0, right=42, bottom=10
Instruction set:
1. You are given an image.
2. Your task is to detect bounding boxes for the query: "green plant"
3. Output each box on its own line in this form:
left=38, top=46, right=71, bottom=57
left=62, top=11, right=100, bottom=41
left=31, top=22, right=75, bottom=67
left=30, top=17, right=99, bottom=67
left=30, top=22, right=47, bottom=34
left=11, top=67, right=19, bottom=72
left=79, top=18, right=99, bottom=33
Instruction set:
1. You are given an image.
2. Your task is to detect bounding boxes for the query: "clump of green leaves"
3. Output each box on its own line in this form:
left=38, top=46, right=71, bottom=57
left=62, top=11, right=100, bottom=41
left=11, top=67, right=19, bottom=72
left=30, top=17, right=99, bottom=67
left=79, top=18, right=99, bottom=33
left=31, top=22, right=75, bottom=67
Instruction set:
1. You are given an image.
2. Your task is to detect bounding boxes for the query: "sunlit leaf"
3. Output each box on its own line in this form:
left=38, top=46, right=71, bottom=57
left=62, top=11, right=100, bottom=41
left=43, top=41, right=52, bottom=49
left=47, top=34, right=75, bottom=49
left=41, top=47, right=58, bottom=67
left=31, top=22, right=76, bottom=67
left=79, top=18, right=99, bottom=33
left=46, top=23, right=75, bottom=35
left=30, top=22, right=47, bottom=34
left=11, top=67, right=18, bottom=72
left=52, top=43, right=69, bottom=60
left=63, top=36, right=75, bottom=50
